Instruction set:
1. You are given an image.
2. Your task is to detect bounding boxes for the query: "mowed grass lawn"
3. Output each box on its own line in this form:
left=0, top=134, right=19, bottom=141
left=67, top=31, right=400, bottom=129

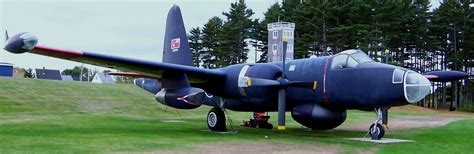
left=0, top=78, right=473, bottom=153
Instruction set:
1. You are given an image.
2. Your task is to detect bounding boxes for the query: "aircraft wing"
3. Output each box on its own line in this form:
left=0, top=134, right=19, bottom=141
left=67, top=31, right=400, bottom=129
left=106, top=72, right=154, bottom=78
left=3, top=33, right=226, bottom=83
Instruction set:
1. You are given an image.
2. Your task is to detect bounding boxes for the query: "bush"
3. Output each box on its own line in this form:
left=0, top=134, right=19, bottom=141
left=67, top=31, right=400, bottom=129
left=460, top=102, right=474, bottom=112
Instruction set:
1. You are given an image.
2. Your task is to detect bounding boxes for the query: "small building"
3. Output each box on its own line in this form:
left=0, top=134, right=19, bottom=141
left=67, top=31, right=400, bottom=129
left=0, top=63, right=13, bottom=77
left=35, top=68, right=62, bottom=80
left=267, top=21, right=295, bottom=62
left=91, top=73, right=115, bottom=84
left=13, top=68, right=25, bottom=78
left=61, top=75, right=74, bottom=81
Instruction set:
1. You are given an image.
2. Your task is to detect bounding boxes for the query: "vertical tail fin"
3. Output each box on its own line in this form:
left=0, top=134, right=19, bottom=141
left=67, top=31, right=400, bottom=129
left=162, top=5, right=193, bottom=66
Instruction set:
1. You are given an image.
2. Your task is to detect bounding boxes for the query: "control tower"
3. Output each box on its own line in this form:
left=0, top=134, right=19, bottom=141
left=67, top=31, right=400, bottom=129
left=267, top=22, right=295, bottom=62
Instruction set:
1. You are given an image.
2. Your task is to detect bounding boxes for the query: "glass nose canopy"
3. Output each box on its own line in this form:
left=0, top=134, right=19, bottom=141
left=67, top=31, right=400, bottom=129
left=404, top=71, right=431, bottom=103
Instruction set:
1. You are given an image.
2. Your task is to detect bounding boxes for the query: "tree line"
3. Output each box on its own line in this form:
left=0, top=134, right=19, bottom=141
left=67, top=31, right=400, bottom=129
left=189, top=0, right=473, bottom=110
left=189, top=0, right=473, bottom=73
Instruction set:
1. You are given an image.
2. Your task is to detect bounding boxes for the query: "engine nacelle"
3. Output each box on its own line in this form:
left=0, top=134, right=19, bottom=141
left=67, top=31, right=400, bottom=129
left=218, top=63, right=282, bottom=98
left=291, top=103, right=346, bottom=130
left=155, top=87, right=204, bottom=109
left=134, top=78, right=162, bottom=94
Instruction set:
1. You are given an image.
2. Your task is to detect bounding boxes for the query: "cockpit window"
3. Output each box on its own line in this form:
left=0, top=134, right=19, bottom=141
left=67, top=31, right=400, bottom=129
left=331, top=55, right=348, bottom=69
left=347, top=56, right=358, bottom=68
left=331, top=49, right=373, bottom=70
left=351, top=52, right=373, bottom=63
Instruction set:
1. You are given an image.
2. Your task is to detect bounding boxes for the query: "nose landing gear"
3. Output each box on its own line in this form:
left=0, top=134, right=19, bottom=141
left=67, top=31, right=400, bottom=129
left=368, top=108, right=388, bottom=140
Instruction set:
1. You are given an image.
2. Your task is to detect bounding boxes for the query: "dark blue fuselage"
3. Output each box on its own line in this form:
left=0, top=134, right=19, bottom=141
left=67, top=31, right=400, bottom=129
left=201, top=55, right=409, bottom=112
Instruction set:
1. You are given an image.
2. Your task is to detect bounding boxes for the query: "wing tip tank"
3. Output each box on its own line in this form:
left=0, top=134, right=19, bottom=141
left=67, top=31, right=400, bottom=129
left=3, top=32, right=38, bottom=54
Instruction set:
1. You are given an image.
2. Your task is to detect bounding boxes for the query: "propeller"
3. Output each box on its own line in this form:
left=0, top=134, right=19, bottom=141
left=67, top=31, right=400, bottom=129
left=242, top=37, right=317, bottom=131
left=277, top=38, right=289, bottom=131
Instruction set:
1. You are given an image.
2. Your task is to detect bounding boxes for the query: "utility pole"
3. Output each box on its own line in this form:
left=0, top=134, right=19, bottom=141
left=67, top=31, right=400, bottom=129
left=86, top=67, right=90, bottom=82
left=80, top=64, right=84, bottom=82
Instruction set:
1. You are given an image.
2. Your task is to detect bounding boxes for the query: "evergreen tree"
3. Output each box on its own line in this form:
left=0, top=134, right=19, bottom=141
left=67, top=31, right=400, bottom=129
left=300, top=0, right=334, bottom=56
left=327, top=0, right=357, bottom=53
left=461, top=0, right=474, bottom=70
left=431, top=0, right=464, bottom=70
left=218, top=0, right=255, bottom=66
left=257, top=3, right=283, bottom=62
left=201, top=17, right=224, bottom=68
left=189, top=27, right=203, bottom=67
left=282, top=0, right=309, bottom=58
left=62, top=66, right=91, bottom=81
left=24, top=68, right=35, bottom=78
left=406, top=0, right=430, bottom=71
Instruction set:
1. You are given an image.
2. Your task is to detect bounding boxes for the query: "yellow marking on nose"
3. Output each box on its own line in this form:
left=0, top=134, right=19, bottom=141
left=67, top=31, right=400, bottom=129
left=313, top=81, right=318, bottom=90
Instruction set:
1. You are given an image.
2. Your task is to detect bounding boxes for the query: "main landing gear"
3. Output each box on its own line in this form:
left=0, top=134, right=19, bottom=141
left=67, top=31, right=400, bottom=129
left=207, top=107, right=227, bottom=131
left=368, top=108, right=389, bottom=140
left=240, top=112, right=273, bottom=129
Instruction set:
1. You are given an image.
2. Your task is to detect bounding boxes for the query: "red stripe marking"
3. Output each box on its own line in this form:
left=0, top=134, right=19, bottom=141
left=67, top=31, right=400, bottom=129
left=108, top=72, right=149, bottom=78
left=322, top=58, right=330, bottom=105
left=32, top=45, right=83, bottom=60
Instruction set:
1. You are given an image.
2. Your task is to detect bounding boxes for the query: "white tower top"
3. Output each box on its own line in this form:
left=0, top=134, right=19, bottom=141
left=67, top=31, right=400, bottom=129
left=267, top=21, right=295, bottom=62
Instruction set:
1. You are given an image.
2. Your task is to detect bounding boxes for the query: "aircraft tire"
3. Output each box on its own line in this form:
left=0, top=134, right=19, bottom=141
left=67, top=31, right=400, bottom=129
left=207, top=107, right=227, bottom=132
left=368, top=123, right=385, bottom=140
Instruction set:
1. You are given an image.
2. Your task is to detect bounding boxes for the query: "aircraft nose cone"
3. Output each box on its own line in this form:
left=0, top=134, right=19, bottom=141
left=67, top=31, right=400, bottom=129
left=4, top=32, right=37, bottom=54
left=404, top=71, right=431, bottom=104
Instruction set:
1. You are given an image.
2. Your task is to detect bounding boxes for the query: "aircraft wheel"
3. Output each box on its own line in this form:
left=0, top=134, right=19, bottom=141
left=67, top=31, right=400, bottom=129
left=207, top=107, right=227, bottom=132
left=368, top=123, right=385, bottom=140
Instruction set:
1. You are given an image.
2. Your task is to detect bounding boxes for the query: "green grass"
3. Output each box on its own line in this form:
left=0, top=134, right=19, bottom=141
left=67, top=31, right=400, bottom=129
left=0, top=78, right=473, bottom=153
left=378, top=119, right=474, bottom=154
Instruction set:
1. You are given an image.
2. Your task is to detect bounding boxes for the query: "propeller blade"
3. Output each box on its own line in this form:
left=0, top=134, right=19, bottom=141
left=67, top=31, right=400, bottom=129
left=241, top=77, right=280, bottom=87
left=282, top=39, right=288, bottom=77
left=241, top=77, right=318, bottom=90
left=277, top=88, right=286, bottom=131
left=288, top=81, right=318, bottom=90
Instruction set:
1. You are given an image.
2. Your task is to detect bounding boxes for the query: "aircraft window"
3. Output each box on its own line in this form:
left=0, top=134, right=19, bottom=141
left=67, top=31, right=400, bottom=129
left=283, top=30, right=294, bottom=38
left=351, top=52, right=373, bottom=63
left=287, top=44, right=293, bottom=52
left=272, top=44, right=278, bottom=53
left=346, top=56, right=358, bottom=68
left=273, top=31, right=278, bottom=39
left=392, top=68, right=404, bottom=84
left=331, top=55, right=349, bottom=69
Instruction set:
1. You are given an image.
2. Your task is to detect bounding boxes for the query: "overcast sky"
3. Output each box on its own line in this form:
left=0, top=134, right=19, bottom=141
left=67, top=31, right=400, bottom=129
left=1, top=0, right=441, bottom=71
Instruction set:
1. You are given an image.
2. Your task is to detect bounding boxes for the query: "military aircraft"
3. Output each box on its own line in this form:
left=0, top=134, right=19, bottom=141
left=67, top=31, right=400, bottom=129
left=3, top=5, right=468, bottom=140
